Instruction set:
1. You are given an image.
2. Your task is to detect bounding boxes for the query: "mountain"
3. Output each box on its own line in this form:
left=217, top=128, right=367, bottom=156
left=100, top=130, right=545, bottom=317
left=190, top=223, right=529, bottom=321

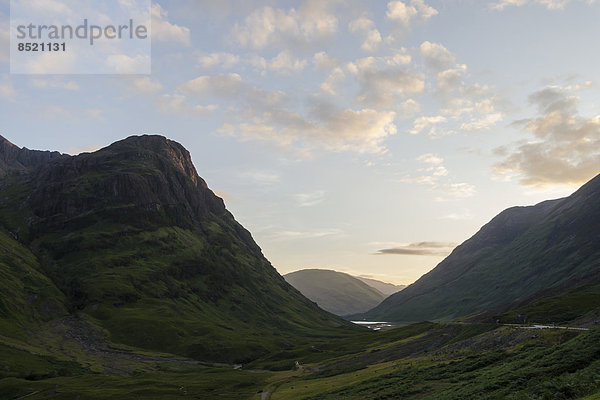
left=284, top=269, right=386, bottom=316
left=359, top=173, right=600, bottom=323
left=0, top=134, right=357, bottom=364
left=356, top=276, right=406, bottom=296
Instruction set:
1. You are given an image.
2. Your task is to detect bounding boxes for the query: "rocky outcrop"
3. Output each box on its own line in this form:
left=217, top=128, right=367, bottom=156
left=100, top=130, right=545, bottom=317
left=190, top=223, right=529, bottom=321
left=0, top=135, right=65, bottom=177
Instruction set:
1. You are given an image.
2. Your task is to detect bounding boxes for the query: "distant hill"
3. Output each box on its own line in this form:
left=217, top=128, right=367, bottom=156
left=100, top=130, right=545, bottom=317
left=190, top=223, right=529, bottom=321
left=356, top=277, right=406, bottom=296
left=0, top=135, right=357, bottom=364
left=359, top=173, right=600, bottom=323
left=284, top=269, right=387, bottom=316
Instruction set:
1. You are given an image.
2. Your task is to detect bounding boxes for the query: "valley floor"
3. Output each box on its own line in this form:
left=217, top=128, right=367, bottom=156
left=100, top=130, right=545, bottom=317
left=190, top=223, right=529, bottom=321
left=1, top=318, right=599, bottom=399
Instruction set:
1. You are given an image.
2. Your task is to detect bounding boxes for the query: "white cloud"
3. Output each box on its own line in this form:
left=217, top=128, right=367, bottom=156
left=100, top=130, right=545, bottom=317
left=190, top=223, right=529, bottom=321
left=220, top=106, right=398, bottom=155
left=348, top=17, right=382, bottom=52
left=399, top=99, right=421, bottom=118
left=30, top=78, right=79, bottom=91
left=294, top=190, right=326, bottom=207
left=411, top=115, right=447, bottom=136
left=434, top=183, right=476, bottom=200
left=151, top=3, right=191, bottom=45
left=399, top=153, right=475, bottom=201
left=349, top=56, right=425, bottom=108
left=491, top=0, right=596, bottom=10
left=385, top=0, right=438, bottom=41
left=231, top=1, right=338, bottom=50
left=420, top=41, right=456, bottom=72
left=272, top=228, right=344, bottom=240
left=441, top=210, right=475, bottom=220
left=179, top=73, right=245, bottom=97
left=265, top=50, right=307, bottom=75
left=156, top=94, right=217, bottom=115
left=495, top=84, right=600, bottom=186
left=241, top=170, right=281, bottom=185
left=320, top=67, right=345, bottom=95
left=198, top=52, right=240, bottom=69
left=105, top=54, right=150, bottom=74
left=313, top=51, right=339, bottom=71
left=127, top=76, right=163, bottom=94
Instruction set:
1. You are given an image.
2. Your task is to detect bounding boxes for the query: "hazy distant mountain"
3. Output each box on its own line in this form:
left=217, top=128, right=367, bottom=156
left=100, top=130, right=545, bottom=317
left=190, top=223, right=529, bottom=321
left=356, top=277, right=406, bottom=296
left=0, top=135, right=357, bottom=364
left=359, top=173, right=600, bottom=323
left=284, top=269, right=387, bottom=316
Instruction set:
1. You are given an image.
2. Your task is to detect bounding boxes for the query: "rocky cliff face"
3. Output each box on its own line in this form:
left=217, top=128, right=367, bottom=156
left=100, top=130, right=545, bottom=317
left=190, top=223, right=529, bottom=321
left=0, top=135, right=65, bottom=177
left=27, top=135, right=229, bottom=234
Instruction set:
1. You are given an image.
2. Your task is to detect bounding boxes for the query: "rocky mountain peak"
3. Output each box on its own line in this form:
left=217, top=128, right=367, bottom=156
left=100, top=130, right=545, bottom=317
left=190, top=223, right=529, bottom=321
left=0, top=134, right=65, bottom=177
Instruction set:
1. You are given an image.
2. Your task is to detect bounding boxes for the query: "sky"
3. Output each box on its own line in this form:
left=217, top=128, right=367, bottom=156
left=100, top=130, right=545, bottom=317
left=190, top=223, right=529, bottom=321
left=1, top=0, right=599, bottom=285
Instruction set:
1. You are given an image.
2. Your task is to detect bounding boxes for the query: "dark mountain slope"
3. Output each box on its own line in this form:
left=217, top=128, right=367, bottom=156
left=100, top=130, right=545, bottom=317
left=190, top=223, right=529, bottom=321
left=360, top=173, right=600, bottom=322
left=284, top=269, right=386, bottom=316
left=0, top=135, right=357, bottom=363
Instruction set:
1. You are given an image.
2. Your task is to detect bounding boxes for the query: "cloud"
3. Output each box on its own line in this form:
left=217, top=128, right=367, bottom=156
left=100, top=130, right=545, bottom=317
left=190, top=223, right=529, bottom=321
left=231, top=1, right=338, bottom=50
left=495, top=84, right=600, bottom=186
left=385, top=0, right=437, bottom=42
left=156, top=94, right=217, bottom=115
left=348, top=56, right=425, bottom=108
left=0, top=81, right=16, bottom=99
left=375, top=241, right=456, bottom=256
left=220, top=106, right=398, bottom=154
left=151, top=3, right=191, bottom=45
left=313, top=51, right=339, bottom=71
left=179, top=73, right=245, bottom=97
left=252, top=50, right=308, bottom=75
left=434, top=183, right=476, bottom=201
left=399, top=154, right=475, bottom=200
left=420, top=41, right=456, bottom=72
left=30, top=78, right=79, bottom=91
left=441, top=210, right=475, bottom=220
left=127, top=76, right=163, bottom=94
left=198, top=52, right=240, bottom=69
left=273, top=228, right=344, bottom=240
left=320, top=67, right=345, bottom=95
left=241, top=170, right=281, bottom=185
left=490, top=0, right=596, bottom=10
left=420, top=57, right=504, bottom=133
left=294, top=190, right=326, bottom=206
left=105, top=54, right=150, bottom=74
left=411, top=115, right=447, bottom=136
left=348, top=17, right=382, bottom=52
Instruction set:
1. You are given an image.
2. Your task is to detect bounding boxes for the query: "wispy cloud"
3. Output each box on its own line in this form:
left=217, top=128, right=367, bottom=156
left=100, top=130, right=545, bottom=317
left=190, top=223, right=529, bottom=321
left=491, top=0, right=597, bottom=11
left=375, top=241, right=457, bottom=256
left=273, top=228, right=344, bottom=240
left=294, top=190, right=326, bottom=207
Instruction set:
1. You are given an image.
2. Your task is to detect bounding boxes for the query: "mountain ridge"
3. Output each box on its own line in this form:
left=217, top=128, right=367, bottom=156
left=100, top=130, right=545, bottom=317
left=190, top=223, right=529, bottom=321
left=0, top=134, right=358, bottom=363
left=284, top=269, right=386, bottom=316
left=359, top=173, right=600, bottom=322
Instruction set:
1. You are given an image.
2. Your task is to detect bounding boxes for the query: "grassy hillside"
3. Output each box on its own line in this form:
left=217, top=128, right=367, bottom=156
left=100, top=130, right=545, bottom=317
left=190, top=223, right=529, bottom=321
left=360, top=173, right=600, bottom=323
left=2, top=321, right=598, bottom=399
left=284, top=269, right=386, bottom=316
